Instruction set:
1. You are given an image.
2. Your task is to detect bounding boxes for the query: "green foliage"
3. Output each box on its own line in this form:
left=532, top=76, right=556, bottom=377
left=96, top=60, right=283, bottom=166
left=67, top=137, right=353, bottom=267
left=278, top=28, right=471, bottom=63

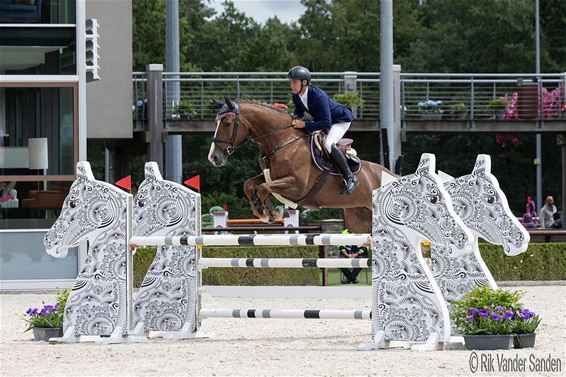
left=133, top=246, right=157, bottom=288
left=132, top=246, right=320, bottom=287
left=202, top=246, right=320, bottom=285
left=449, top=102, right=468, bottom=114
left=22, top=288, right=69, bottom=331
left=333, top=91, right=364, bottom=108
left=511, top=312, right=541, bottom=334
left=488, top=98, right=509, bottom=111
left=479, top=243, right=566, bottom=281
left=172, top=99, right=197, bottom=118
left=451, top=285, right=523, bottom=335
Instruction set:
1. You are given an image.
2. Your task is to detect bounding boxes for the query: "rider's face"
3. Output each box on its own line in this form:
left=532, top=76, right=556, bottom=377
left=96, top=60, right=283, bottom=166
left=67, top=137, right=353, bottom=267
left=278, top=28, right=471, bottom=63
left=290, top=79, right=306, bottom=95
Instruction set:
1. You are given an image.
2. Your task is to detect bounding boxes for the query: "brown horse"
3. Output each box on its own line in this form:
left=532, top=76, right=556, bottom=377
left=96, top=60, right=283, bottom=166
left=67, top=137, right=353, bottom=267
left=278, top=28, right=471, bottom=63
left=207, top=97, right=394, bottom=233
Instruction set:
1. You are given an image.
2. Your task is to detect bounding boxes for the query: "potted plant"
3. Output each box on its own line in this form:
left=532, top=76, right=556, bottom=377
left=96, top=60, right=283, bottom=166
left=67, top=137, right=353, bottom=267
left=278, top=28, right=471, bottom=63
left=451, top=285, right=522, bottom=350
left=449, top=102, right=468, bottom=119
left=172, top=99, right=196, bottom=120
left=511, top=308, right=541, bottom=348
left=333, top=91, right=364, bottom=118
left=417, top=100, right=443, bottom=120
left=23, top=289, right=69, bottom=341
left=488, top=97, right=509, bottom=120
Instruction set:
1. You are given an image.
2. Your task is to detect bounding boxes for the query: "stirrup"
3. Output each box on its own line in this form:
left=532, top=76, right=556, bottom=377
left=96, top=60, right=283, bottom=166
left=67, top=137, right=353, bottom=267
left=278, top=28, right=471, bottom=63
left=341, top=176, right=359, bottom=195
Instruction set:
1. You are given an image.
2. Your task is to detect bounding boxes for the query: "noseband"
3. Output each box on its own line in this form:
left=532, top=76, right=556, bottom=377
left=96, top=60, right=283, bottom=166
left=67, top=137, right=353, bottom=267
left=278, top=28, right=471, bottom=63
left=212, top=111, right=242, bottom=156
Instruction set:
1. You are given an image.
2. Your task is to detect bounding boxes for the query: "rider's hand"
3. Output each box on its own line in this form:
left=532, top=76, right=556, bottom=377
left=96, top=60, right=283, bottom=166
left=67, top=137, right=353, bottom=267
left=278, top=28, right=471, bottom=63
left=292, top=119, right=305, bottom=129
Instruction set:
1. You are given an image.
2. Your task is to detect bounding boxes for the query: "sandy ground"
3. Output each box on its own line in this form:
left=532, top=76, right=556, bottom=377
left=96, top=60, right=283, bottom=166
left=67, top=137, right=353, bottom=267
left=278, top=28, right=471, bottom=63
left=1, top=285, right=565, bottom=377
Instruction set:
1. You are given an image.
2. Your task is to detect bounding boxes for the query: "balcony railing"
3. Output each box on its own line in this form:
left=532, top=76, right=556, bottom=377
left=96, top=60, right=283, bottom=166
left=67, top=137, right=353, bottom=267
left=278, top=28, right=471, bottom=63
left=132, top=72, right=566, bottom=124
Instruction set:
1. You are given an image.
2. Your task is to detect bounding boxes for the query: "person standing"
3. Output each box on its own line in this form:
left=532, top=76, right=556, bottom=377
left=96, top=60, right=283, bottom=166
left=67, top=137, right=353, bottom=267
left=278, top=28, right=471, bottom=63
left=540, top=196, right=557, bottom=229
left=338, top=229, right=369, bottom=284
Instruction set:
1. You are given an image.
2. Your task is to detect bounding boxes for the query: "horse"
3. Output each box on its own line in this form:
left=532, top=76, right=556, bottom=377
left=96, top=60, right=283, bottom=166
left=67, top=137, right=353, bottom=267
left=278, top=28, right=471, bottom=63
left=207, top=97, right=394, bottom=233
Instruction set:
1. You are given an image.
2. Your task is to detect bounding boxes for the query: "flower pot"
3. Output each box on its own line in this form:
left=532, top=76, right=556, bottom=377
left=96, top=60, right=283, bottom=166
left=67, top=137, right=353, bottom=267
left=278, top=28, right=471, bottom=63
left=513, top=333, right=536, bottom=348
left=495, top=110, right=506, bottom=120
left=420, top=113, right=443, bottom=120
left=463, top=334, right=513, bottom=350
left=32, top=327, right=63, bottom=341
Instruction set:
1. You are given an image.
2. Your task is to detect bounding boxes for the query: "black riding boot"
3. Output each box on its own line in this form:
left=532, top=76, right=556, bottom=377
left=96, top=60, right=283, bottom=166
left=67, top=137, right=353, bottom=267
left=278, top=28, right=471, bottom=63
left=330, top=144, right=359, bottom=195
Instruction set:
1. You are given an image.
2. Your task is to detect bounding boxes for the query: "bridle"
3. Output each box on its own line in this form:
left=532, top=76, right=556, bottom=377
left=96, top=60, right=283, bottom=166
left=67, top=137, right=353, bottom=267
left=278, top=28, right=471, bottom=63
left=212, top=106, right=307, bottom=161
left=212, top=111, right=242, bottom=156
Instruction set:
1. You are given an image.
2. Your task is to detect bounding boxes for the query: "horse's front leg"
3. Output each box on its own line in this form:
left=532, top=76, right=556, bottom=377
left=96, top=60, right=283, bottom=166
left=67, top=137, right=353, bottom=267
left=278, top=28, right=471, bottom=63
left=243, top=173, right=270, bottom=221
left=255, top=176, right=299, bottom=221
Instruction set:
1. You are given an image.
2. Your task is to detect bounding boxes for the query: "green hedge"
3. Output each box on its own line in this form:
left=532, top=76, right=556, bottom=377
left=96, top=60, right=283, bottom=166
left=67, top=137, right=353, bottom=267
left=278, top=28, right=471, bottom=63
left=132, top=243, right=565, bottom=288
left=133, top=246, right=320, bottom=288
left=479, top=243, right=566, bottom=281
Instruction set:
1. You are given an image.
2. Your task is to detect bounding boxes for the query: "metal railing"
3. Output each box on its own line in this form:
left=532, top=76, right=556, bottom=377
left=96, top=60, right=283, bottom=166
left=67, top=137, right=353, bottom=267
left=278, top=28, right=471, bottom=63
left=132, top=72, right=566, bottom=123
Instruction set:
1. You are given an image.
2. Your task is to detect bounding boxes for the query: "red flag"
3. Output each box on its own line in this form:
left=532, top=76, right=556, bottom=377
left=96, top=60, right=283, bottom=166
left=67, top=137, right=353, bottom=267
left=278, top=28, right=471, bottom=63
left=184, top=175, right=200, bottom=192
left=115, top=175, right=131, bottom=192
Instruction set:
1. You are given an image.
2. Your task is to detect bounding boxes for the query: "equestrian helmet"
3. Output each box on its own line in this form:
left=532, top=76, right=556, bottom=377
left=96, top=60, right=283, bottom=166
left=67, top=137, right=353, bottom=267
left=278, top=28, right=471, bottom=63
left=287, top=66, right=311, bottom=83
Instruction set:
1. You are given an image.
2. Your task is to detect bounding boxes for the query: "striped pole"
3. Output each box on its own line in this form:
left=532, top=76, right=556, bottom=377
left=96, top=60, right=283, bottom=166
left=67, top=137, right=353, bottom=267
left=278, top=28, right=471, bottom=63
left=201, top=308, right=372, bottom=320
left=130, top=233, right=371, bottom=247
left=200, top=258, right=370, bottom=269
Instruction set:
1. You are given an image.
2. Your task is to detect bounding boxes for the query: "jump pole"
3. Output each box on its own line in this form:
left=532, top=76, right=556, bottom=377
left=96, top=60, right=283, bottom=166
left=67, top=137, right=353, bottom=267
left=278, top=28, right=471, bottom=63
left=130, top=233, right=371, bottom=247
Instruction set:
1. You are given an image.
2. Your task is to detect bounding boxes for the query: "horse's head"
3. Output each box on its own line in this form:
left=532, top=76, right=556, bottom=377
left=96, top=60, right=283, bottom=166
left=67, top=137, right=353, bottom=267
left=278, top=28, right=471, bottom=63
left=439, top=154, right=529, bottom=256
left=376, top=153, right=473, bottom=255
left=133, top=162, right=200, bottom=237
left=208, top=96, right=249, bottom=167
left=44, top=161, right=127, bottom=257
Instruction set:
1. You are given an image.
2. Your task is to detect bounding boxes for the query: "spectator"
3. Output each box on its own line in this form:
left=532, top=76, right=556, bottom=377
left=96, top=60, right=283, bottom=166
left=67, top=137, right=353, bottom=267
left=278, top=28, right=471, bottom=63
left=549, top=212, right=563, bottom=229
left=520, top=196, right=538, bottom=229
left=338, top=229, right=369, bottom=284
left=540, top=196, right=557, bottom=229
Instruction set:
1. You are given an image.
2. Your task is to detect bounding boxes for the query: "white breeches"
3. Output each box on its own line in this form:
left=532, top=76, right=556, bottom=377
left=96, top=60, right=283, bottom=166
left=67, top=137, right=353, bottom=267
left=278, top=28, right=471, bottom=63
left=324, top=122, right=351, bottom=153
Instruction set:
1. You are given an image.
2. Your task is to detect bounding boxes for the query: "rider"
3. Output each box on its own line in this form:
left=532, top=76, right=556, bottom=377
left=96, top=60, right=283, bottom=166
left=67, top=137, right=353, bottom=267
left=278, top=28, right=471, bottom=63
left=287, top=66, right=359, bottom=195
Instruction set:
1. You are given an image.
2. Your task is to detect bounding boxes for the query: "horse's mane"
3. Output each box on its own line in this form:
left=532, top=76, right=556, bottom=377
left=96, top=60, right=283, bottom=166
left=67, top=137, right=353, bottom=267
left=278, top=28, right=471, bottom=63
left=238, top=100, right=291, bottom=119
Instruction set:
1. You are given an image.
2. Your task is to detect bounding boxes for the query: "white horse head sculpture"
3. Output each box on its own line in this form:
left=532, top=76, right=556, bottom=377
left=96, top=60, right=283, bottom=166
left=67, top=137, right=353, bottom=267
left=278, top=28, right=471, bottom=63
left=439, top=154, right=530, bottom=256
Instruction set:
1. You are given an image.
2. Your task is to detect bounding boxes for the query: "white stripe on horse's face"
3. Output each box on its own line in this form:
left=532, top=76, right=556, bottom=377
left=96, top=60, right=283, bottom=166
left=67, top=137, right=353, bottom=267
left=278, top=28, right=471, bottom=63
left=208, top=119, right=226, bottom=167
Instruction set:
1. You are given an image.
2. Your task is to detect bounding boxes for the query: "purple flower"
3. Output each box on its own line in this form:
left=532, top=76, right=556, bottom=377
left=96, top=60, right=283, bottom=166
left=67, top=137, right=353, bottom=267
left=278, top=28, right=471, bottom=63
left=496, top=306, right=503, bottom=311
left=30, top=308, right=38, bottom=316
left=504, top=310, right=514, bottom=320
left=479, top=311, right=488, bottom=318
left=466, top=315, right=474, bottom=322
left=469, top=308, right=479, bottom=315
left=490, top=312, right=500, bottom=320
left=25, top=308, right=34, bottom=315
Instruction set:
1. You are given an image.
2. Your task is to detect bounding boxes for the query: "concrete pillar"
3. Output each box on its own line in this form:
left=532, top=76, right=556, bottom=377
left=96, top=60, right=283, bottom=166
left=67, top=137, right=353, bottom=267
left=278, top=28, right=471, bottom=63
left=147, top=64, right=164, bottom=170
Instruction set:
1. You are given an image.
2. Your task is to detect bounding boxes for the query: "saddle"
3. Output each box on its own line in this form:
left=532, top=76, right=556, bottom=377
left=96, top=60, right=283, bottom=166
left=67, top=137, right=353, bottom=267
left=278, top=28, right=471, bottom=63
left=310, top=131, right=362, bottom=176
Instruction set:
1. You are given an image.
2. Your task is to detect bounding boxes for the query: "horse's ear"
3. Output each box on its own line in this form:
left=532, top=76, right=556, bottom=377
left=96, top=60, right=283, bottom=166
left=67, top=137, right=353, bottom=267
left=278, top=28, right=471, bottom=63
left=381, top=171, right=398, bottom=186
left=145, top=162, right=163, bottom=180
left=224, top=96, right=235, bottom=111
left=76, top=161, right=95, bottom=181
left=438, top=170, right=454, bottom=183
left=211, top=97, right=223, bottom=109
left=417, top=153, right=436, bottom=175
left=473, top=154, right=491, bottom=175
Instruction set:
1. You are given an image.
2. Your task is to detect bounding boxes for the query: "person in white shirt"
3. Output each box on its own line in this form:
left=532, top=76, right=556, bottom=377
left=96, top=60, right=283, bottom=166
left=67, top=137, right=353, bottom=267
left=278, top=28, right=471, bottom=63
left=540, top=196, right=557, bottom=229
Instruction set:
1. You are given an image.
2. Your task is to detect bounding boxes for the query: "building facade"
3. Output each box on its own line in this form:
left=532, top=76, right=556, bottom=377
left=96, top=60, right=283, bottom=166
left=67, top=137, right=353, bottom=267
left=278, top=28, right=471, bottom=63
left=0, top=0, right=132, bottom=290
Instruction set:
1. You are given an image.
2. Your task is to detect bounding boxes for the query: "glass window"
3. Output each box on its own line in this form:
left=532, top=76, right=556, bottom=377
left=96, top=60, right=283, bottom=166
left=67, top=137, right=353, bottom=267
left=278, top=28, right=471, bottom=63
left=0, top=0, right=76, bottom=24
left=0, top=26, right=76, bottom=74
left=0, top=85, right=76, bottom=177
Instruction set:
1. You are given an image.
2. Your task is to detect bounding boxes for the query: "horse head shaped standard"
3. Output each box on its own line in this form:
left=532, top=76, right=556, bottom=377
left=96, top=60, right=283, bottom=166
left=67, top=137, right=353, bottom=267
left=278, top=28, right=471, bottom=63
left=378, top=153, right=473, bottom=255
left=208, top=96, right=247, bottom=167
left=439, top=154, right=529, bottom=256
left=44, top=161, right=127, bottom=258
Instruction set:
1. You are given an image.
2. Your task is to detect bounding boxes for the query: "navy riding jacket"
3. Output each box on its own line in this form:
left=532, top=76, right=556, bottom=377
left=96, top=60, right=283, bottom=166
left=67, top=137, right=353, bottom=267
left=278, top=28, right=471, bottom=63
left=292, top=85, right=353, bottom=133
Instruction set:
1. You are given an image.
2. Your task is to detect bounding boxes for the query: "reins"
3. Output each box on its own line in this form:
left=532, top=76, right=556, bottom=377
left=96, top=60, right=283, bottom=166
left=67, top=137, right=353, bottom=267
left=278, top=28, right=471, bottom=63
left=213, top=108, right=307, bottom=162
